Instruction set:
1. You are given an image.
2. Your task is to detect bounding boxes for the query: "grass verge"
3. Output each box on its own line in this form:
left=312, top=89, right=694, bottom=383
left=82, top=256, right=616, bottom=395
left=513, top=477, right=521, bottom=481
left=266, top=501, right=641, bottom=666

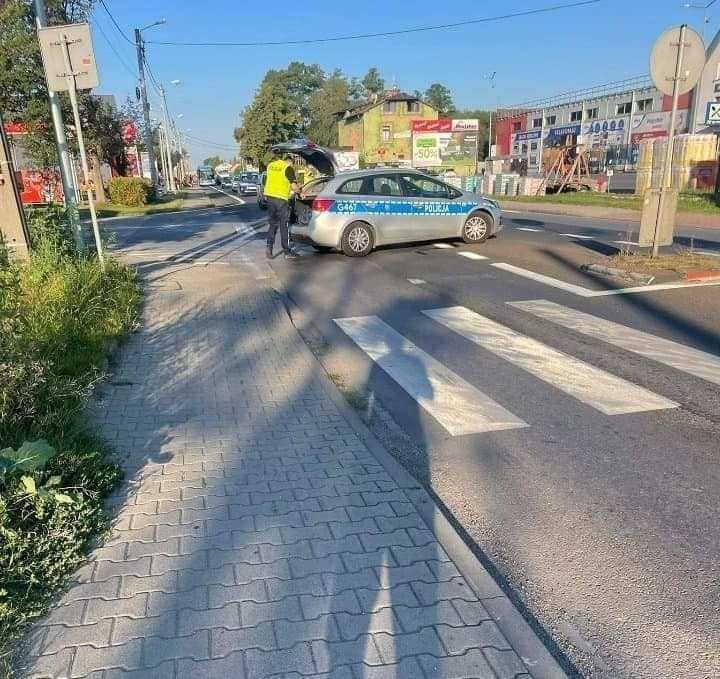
left=501, top=191, right=719, bottom=215
left=0, top=207, right=141, bottom=676
left=607, top=250, right=720, bottom=274
left=78, top=191, right=197, bottom=218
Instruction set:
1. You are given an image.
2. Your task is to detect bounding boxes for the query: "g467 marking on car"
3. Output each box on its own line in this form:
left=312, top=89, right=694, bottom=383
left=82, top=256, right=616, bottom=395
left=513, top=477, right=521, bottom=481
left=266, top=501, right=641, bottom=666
left=329, top=200, right=483, bottom=216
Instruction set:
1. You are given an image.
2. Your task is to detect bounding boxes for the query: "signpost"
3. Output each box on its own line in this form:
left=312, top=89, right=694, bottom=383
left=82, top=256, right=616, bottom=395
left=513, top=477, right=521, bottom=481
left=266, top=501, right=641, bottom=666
left=644, top=25, right=705, bottom=256
left=705, top=102, right=720, bottom=125
left=38, top=23, right=104, bottom=270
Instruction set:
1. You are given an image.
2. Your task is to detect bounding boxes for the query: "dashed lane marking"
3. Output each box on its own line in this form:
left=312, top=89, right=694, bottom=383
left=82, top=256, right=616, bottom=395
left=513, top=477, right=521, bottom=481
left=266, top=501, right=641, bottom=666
left=458, top=252, right=488, bottom=260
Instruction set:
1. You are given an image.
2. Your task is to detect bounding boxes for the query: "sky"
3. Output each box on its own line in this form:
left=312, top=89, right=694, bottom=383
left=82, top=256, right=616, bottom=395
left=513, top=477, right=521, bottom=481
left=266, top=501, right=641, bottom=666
left=89, top=0, right=719, bottom=166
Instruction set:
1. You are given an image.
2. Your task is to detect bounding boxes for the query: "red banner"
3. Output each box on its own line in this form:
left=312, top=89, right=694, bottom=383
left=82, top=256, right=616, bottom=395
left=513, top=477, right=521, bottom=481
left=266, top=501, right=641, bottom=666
left=411, top=119, right=452, bottom=132
left=3, top=122, right=27, bottom=134
left=120, top=120, right=137, bottom=144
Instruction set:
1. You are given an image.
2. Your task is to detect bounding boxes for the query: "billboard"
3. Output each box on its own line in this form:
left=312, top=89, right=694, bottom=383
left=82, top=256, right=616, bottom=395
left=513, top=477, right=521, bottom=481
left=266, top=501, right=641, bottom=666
left=412, top=119, right=479, bottom=168
left=630, top=110, right=688, bottom=142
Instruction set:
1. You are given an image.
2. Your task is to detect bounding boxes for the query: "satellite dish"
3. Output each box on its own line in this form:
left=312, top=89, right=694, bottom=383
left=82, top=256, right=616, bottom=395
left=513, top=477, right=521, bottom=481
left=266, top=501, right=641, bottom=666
left=650, top=25, right=705, bottom=97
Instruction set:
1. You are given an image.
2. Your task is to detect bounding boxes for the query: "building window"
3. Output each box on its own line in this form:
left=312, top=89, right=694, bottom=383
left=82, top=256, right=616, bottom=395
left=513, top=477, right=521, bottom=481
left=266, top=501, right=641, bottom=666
left=616, top=101, right=632, bottom=115
left=382, top=101, right=396, bottom=113
left=714, top=82, right=720, bottom=93
left=512, top=122, right=522, bottom=132
left=530, top=142, right=538, bottom=151
left=585, top=107, right=599, bottom=120
left=532, top=117, right=543, bottom=128
left=570, top=110, right=582, bottom=122
left=406, top=101, right=419, bottom=113
left=545, top=115, right=556, bottom=125
left=381, top=125, right=392, bottom=143
left=636, top=98, right=654, bottom=113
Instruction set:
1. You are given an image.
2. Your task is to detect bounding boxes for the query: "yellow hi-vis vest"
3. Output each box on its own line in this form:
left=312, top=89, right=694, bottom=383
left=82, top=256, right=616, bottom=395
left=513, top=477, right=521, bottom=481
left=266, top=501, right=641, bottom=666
left=264, top=159, right=291, bottom=200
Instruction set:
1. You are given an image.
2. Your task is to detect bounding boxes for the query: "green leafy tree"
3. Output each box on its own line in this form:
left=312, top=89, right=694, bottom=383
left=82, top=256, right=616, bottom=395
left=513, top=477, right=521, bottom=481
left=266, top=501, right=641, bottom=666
left=424, top=83, right=455, bottom=115
left=308, top=71, right=350, bottom=147
left=202, top=155, right=224, bottom=168
left=234, top=70, right=299, bottom=166
left=283, top=61, right=325, bottom=134
left=361, top=67, right=384, bottom=96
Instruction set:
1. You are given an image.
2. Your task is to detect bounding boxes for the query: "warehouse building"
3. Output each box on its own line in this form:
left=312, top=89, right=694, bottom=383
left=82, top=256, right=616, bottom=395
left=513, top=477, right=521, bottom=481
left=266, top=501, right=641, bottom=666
left=495, top=27, right=720, bottom=174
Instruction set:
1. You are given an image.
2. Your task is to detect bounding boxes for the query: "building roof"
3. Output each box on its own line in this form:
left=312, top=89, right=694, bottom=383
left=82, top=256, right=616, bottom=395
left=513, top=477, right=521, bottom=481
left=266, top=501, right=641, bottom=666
left=337, top=88, right=437, bottom=120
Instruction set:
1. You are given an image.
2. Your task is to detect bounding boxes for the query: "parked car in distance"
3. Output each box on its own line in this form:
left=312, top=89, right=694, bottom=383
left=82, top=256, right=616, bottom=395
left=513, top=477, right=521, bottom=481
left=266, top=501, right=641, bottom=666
left=238, top=172, right=259, bottom=195
left=231, top=175, right=241, bottom=192
left=257, top=171, right=267, bottom=209
left=271, top=141, right=502, bottom=257
left=220, top=175, right=233, bottom=189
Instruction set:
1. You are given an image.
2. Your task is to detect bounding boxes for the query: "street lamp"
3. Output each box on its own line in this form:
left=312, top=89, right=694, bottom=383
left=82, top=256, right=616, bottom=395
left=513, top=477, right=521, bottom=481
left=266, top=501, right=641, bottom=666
left=134, top=19, right=166, bottom=188
left=484, top=72, right=497, bottom=161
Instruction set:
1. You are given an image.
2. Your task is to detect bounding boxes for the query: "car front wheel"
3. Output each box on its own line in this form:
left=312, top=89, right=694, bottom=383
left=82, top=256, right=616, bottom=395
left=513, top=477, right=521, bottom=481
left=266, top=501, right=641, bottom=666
left=462, top=212, right=492, bottom=243
left=341, top=221, right=374, bottom=257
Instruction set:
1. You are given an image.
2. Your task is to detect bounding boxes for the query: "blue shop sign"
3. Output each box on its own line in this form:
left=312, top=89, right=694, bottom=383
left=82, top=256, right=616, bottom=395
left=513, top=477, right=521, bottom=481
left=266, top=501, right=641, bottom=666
left=548, top=124, right=581, bottom=138
left=514, top=130, right=542, bottom=142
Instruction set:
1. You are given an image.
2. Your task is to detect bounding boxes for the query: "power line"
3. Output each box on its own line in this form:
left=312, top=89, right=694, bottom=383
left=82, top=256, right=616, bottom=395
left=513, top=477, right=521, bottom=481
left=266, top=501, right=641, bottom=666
left=91, top=19, right=137, bottom=80
left=145, top=0, right=601, bottom=47
left=184, top=135, right=238, bottom=151
left=97, top=0, right=134, bottom=44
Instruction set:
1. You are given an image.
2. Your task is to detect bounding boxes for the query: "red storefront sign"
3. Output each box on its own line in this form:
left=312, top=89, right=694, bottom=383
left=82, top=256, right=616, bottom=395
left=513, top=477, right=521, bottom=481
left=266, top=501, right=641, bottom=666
left=412, top=119, right=452, bottom=132
left=120, top=120, right=137, bottom=144
left=3, top=122, right=27, bottom=134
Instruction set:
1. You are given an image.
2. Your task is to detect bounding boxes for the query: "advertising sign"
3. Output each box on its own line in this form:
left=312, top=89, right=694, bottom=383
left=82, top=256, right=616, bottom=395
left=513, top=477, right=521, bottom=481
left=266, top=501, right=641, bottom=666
left=513, top=130, right=542, bottom=143
left=124, top=146, right=140, bottom=178
left=631, top=110, right=688, bottom=142
left=121, top=121, right=137, bottom=144
left=334, top=151, right=360, bottom=172
left=547, top=124, right=582, bottom=140
left=412, top=119, right=479, bottom=168
left=705, top=102, right=720, bottom=125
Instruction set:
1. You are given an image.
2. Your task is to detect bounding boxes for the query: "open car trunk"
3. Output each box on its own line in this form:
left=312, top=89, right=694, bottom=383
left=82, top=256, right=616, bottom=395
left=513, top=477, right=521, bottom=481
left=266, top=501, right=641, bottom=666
left=270, top=142, right=338, bottom=178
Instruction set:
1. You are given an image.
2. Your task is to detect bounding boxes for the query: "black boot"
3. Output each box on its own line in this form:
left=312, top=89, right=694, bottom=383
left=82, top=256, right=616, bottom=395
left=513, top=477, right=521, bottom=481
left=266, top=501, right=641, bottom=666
left=266, top=244, right=273, bottom=259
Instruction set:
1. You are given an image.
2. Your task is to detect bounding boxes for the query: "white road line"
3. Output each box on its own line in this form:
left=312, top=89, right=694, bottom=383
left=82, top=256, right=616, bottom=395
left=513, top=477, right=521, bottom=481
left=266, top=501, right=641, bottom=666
left=407, top=278, right=426, bottom=285
left=515, top=227, right=544, bottom=232
left=560, top=233, right=594, bottom=240
left=424, top=306, right=677, bottom=415
left=333, top=316, right=527, bottom=435
left=613, top=240, right=637, bottom=245
left=510, top=299, right=720, bottom=387
left=433, top=243, right=455, bottom=249
left=491, top=262, right=720, bottom=296
left=694, top=249, right=720, bottom=257
left=214, top=187, right=246, bottom=204
left=491, top=263, right=596, bottom=296
left=458, top=252, right=488, bottom=260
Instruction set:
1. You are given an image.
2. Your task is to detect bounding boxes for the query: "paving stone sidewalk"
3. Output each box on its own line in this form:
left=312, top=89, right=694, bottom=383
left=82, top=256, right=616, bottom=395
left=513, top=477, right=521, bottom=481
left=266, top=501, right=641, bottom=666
left=18, top=233, right=566, bottom=678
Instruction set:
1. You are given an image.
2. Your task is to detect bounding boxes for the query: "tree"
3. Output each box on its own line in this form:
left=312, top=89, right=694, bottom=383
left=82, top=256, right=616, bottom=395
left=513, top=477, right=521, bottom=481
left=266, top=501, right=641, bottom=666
left=81, top=96, right=126, bottom=199
left=283, top=61, right=325, bottom=134
left=202, top=155, right=224, bottom=168
left=308, top=72, right=350, bottom=147
left=234, top=70, right=299, bottom=166
left=120, top=96, right=147, bottom=151
left=361, top=68, right=384, bottom=96
left=424, top=83, right=455, bottom=116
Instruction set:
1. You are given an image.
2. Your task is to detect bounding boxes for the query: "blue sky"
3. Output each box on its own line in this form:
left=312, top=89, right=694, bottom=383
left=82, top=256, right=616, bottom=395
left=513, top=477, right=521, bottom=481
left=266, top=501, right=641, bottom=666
left=89, top=0, right=717, bottom=165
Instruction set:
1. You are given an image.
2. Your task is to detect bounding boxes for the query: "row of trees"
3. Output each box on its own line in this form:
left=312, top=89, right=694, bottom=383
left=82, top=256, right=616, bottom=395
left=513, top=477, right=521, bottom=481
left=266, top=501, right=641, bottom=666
left=234, top=63, right=488, bottom=167
left=0, top=0, right=170, bottom=200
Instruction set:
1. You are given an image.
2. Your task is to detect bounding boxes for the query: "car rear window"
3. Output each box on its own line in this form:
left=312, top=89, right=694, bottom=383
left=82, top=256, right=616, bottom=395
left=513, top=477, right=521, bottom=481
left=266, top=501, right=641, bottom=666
left=337, top=178, right=364, bottom=194
left=301, top=177, right=331, bottom=198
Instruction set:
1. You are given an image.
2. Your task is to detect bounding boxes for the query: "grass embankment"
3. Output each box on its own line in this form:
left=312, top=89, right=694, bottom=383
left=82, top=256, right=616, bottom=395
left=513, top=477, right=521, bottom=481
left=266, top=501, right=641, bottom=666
left=0, top=207, right=140, bottom=675
left=607, top=250, right=720, bottom=274
left=79, top=191, right=193, bottom=218
left=502, top=191, right=719, bottom=215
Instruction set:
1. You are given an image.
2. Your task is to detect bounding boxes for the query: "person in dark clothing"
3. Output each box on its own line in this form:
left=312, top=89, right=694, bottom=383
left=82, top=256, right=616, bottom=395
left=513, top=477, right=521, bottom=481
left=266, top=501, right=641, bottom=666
left=264, top=152, right=300, bottom=259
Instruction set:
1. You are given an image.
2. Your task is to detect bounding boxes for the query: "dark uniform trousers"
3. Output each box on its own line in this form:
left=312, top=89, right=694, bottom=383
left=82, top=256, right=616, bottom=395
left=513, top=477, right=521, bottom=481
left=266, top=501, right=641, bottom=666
left=266, top=197, right=290, bottom=252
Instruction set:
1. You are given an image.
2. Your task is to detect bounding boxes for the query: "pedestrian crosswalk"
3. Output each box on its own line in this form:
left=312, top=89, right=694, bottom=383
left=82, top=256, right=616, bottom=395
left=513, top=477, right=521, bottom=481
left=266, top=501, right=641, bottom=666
left=333, top=302, right=714, bottom=436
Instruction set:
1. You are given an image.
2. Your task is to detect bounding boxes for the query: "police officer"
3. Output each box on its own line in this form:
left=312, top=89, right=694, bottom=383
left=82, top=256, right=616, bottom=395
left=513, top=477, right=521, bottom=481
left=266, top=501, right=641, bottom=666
left=264, top=151, right=300, bottom=260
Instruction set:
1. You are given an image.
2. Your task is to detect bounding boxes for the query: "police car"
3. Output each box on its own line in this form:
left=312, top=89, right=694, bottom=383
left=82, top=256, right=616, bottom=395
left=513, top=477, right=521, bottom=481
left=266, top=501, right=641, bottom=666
left=272, top=142, right=502, bottom=257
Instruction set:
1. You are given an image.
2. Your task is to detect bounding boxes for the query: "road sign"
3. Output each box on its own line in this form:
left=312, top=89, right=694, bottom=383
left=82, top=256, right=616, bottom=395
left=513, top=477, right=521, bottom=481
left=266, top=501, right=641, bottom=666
left=705, top=102, right=720, bottom=125
left=38, top=23, right=99, bottom=92
left=649, top=25, right=704, bottom=96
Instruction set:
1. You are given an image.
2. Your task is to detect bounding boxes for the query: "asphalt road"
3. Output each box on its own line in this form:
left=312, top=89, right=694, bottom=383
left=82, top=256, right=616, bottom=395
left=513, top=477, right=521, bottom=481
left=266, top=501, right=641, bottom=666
left=110, top=189, right=720, bottom=679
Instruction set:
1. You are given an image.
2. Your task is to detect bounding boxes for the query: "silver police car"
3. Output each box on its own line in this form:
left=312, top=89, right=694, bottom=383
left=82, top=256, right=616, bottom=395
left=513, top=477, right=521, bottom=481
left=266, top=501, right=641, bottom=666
left=272, top=142, right=502, bottom=257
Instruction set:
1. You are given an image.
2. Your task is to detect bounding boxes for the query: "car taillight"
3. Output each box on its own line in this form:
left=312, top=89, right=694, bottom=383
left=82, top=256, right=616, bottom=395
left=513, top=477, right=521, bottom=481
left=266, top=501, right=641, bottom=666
left=312, top=198, right=335, bottom=212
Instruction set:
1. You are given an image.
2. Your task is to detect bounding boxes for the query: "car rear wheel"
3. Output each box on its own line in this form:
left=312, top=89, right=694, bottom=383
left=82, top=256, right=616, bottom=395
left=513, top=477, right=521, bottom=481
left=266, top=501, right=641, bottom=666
left=462, top=212, right=492, bottom=243
left=341, top=221, right=374, bottom=257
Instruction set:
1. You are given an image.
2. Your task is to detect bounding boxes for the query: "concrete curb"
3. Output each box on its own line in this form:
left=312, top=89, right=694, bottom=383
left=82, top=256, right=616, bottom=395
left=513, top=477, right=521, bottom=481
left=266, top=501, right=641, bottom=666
left=581, top=263, right=656, bottom=285
left=272, top=287, right=569, bottom=679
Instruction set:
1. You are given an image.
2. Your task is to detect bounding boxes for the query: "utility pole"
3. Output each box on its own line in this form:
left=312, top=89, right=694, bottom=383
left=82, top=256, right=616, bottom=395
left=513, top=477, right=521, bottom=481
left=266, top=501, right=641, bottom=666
left=0, top=109, right=31, bottom=261
left=34, top=0, right=83, bottom=252
left=134, top=28, right=158, bottom=188
left=158, top=85, right=176, bottom=192
left=58, top=31, right=104, bottom=271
